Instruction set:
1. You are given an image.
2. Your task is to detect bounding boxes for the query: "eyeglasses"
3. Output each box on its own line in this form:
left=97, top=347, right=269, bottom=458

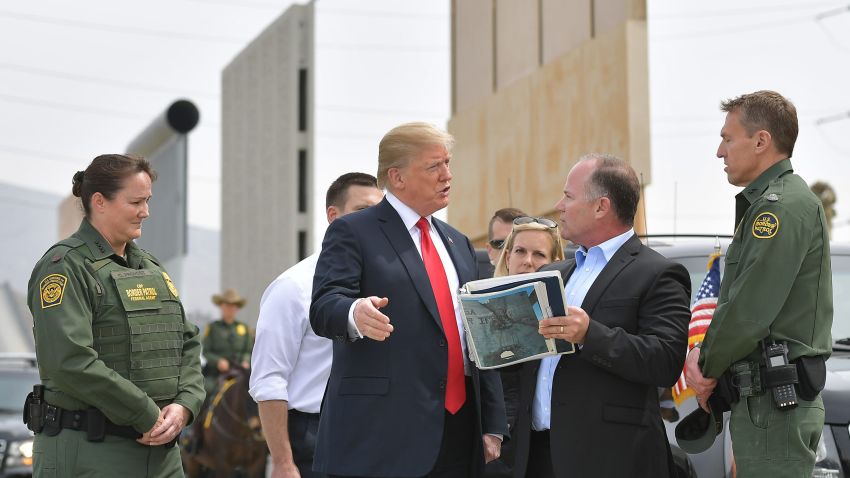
left=513, top=216, right=557, bottom=229
left=488, top=239, right=505, bottom=249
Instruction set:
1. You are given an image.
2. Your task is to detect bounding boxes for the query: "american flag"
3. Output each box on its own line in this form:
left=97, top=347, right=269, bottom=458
left=672, top=252, right=721, bottom=405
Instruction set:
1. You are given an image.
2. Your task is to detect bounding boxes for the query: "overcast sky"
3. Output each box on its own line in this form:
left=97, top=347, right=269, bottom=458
left=1, top=0, right=849, bottom=242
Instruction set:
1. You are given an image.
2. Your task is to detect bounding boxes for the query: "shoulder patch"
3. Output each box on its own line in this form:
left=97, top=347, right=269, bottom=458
left=161, top=272, right=179, bottom=297
left=752, top=212, right=779, bottom=239
left=40, top=274, right=67, bottom=308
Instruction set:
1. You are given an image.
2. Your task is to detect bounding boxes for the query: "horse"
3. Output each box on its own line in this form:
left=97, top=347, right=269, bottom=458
left=182, top=366, right=268, bottom=478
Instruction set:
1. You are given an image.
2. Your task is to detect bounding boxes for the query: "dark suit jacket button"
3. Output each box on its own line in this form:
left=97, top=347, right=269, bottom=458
left=439, top=380, right=446, bottom=390
left=439, top=339, right=446, bottom=347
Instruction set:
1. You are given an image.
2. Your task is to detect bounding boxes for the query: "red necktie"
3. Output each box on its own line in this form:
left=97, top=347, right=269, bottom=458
left=416, top=217, right=466, bottom=414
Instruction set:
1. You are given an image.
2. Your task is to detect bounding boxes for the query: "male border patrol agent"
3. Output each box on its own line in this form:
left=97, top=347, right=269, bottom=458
left=685, top=90, right=832, bottom=476
left=202, top=288, right=253, bottom=393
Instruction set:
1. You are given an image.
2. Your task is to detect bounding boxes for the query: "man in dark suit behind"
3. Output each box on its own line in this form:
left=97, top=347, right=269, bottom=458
left=310, top=122, right=508, bottom=478
left=512, top=154, right=692, bottom=478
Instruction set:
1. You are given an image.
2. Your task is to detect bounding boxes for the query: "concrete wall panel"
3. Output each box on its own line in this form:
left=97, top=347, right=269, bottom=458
left=453, top=0, right=494, bottom=114
left=495, top=0, right=540, bottom=90
left=541, top=0, right=592, bottom=63
left=449, top=22, right=649, bottom=243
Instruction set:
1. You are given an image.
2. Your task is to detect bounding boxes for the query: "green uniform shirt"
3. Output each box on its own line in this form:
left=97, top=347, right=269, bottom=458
left=27, top=219, right=206, bottom=434
left=202, top=319, right=253, bottom=372
left=700, top=159, right=833, bottom=378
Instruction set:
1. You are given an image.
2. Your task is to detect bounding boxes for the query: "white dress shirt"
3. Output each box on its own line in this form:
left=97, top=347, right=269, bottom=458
left=346, top=191, right=470, bottom=372
left=249, top=253, right=331, bottom=413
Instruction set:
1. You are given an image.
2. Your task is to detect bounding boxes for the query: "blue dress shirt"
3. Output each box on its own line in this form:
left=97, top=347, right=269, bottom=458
left=531, top=229, right=635, bottom=431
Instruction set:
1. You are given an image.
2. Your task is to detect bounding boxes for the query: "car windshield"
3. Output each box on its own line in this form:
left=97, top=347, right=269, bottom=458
left=676, top=254, right=850, bottom=345
left=0, top=371, right=39, bottom=413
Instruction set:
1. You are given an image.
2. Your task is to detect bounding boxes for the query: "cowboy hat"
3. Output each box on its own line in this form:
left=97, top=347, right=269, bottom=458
left=211, top=288, right=246, bottom=307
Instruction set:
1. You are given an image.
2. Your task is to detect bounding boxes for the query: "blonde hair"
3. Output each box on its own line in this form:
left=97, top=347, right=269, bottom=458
left=493, top=222, right=565, bottom=277
left=376, top=122, right=455, bottom=190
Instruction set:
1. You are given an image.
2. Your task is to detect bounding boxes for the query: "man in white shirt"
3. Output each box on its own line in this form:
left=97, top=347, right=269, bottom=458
left=250, top=172, right=383, bottom=478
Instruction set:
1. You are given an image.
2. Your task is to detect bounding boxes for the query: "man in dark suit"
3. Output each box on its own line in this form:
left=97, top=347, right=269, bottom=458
left=512, top=154, right=692, bottom=478
left=310, top=122, right=508, bottom=478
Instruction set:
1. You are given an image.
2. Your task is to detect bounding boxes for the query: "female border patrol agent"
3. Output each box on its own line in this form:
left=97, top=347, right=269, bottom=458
left=26, top=154, right=205, bottom=477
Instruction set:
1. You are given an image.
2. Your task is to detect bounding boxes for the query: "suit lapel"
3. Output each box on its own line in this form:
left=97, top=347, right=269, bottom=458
left=556, top=259, right=577, bottom=284
left=375, top=200, right=443, bottom=331
left=580, top=234, right=642, bottom=313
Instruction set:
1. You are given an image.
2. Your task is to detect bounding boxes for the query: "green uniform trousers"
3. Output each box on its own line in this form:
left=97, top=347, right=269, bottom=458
left=730, top=392, right=824, bottom=477
left=33, top=429, right=183, bottom=478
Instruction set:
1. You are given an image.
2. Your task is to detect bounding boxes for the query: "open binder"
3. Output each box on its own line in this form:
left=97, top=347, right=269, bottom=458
left=459, top=270, right=575, bottom=369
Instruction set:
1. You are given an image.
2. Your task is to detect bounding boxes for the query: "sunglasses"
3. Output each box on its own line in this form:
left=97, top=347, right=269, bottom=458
left=513, top=216, right=557, bottom=228
left=488, top=239, right=506, bottom=249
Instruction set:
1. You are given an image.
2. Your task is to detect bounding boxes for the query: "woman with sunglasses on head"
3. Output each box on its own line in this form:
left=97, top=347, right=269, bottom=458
left=493, top=217, right=565, bottom=278
left=484, top=216, right=565, bottom=478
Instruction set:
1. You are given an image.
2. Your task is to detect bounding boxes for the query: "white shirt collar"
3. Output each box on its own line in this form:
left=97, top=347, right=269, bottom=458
left=385, top=190, right=432, bottom=231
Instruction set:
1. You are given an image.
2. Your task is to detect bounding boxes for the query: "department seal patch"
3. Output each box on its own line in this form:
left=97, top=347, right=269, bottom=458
left=752, top=212, right=779, bottom=239
left=40, top=274, right=67, bottom=308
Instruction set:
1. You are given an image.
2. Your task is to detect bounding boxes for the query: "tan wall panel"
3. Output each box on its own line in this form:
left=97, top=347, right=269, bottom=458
left=541, top=0, right=592, bottom=64
left=626, top=20, right=650, bottom=185
left=449, top=22, right=648, bottom=243
left=594, top=0, right=646, bottom=37
left=495, top=0, right=539, bottom=90
left=453, top=0, right=494, bottom=114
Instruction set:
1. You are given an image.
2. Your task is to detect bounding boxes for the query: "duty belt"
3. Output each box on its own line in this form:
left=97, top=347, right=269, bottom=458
left=728, top=358, right=798, bottom=399
left=28, top=400, right=177, bottom=448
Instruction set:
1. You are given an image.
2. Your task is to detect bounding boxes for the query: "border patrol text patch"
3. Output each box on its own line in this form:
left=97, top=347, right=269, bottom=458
left=40, top=274, right=67, bottom=308
left=752, top=212, right=779, bottom=239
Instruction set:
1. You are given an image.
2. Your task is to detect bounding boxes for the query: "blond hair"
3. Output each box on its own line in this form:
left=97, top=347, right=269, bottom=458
left=376, top=122, right=455, bottom=190
left=493, top=222, right=565, bottom=277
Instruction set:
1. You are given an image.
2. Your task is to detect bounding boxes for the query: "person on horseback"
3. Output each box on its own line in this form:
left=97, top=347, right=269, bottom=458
left=183, top=289, right=258, bottom=474
left=202, top=288, right=253, bottom=394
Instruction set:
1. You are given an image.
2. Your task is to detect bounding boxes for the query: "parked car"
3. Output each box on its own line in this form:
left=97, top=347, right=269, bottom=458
left=0, top=353, right=38, bottom=478
left=648, top=236, right=850, bottom=477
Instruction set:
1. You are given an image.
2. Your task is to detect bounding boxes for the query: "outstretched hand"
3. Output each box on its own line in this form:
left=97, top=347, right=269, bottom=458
left=354, top=296, right=393, bottom=341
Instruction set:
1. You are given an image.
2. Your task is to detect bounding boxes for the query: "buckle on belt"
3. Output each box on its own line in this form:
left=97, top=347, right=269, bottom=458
left=730, top=360, right=762, bottom=398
